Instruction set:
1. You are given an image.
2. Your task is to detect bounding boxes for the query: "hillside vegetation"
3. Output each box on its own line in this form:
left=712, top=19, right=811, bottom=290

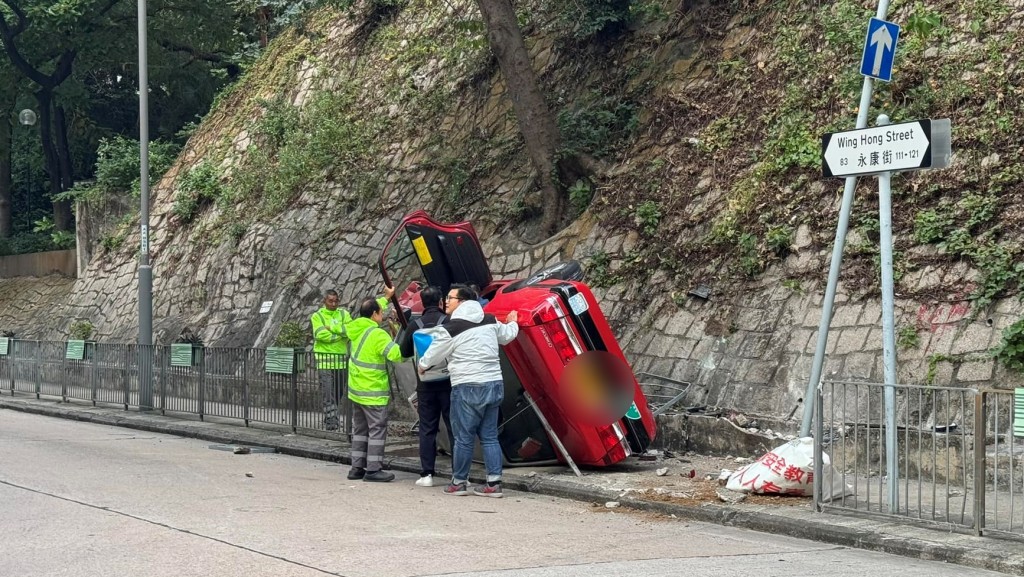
left=123, top=0, right=1023, bottom=311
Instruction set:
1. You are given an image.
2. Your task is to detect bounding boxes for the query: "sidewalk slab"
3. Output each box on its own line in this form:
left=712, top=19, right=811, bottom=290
left=3, top=395, right=1022, bottom=575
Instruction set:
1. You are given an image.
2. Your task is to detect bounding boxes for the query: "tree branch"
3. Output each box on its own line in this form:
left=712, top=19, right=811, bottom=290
left=159, top=39, right=241, bottom=78
left=0, top=0, right=28, bottom=35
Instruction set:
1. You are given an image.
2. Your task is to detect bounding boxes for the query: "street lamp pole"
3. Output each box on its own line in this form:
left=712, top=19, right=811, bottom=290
left=137, top=0, right=153, bottom=410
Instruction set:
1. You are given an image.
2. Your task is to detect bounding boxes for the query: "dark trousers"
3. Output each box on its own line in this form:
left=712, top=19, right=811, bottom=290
left=417, top=386, right=453, bottom=477
left=318, top=369, right=347, bottom=431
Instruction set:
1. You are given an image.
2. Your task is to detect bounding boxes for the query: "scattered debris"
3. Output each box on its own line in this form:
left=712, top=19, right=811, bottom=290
left=527, top=471, right=537, bottom=478
left=605, top=501, right=620, bottom=508
left=716, top=488, right=747, bottom=504
left=732, top=413, right=751, bottom=428
left=656, top=467, right=669, bottom=476
left=734, top=457, right=752, bottom=464
left=245, top=472, right=254, bottom=478
left=717, top=469, right=732, bottom=485
left=208, top=444, right=277, bottom=454
left=662, top=450, right=676, bottom=459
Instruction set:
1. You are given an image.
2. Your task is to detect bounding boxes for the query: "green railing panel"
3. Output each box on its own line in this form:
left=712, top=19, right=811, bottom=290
left=66, top=340, right=85, bottom=360
left=265, top=347, right=295, bottom=374
left=0, top=337, right=8, bottom=356
left=170, top=343, right=198, bottom=367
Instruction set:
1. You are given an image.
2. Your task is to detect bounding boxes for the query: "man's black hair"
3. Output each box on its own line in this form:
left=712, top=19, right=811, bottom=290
left=420, top=285, right=443, bottom=308
left=449, top=283, right=476, bottom=301
left=359, top=297, right=381, bottom=318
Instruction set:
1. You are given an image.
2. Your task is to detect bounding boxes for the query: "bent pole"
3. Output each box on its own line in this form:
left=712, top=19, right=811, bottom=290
left=799, top=0, right=894, bottom=436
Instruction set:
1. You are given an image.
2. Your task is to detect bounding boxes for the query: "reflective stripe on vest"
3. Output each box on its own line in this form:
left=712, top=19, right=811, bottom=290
left=351, top=329, right=387, bottom=372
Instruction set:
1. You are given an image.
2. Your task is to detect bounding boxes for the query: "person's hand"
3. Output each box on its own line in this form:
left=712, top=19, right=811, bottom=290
left=383, top=284, right=395, bottom=300
left=417, top=366, right=426, bottom=375
left=505, top=310, right=518, bottom=324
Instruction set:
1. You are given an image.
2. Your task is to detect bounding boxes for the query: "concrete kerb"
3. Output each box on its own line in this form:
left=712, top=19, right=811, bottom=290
left=2, top=396, right=1023, bottom=575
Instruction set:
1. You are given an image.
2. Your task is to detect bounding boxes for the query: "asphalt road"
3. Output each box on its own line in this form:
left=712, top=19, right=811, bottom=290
left=0, top=410, right=1007, bottom=577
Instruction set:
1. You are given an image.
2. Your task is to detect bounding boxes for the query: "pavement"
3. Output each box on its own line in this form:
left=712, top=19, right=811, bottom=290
left=3, top=394, right=1023, bottom=576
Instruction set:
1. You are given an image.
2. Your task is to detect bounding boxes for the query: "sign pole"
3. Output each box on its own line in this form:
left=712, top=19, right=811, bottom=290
left=799, top=0, right=894, bottom=437
left=138, top=0, right=154, bottom=410
left=876, top=113, right=900, bottom=513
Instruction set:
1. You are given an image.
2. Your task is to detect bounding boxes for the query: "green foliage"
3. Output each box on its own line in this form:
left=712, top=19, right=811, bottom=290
left=174, top=162, right=224, bottom=223
left=994, top=318, right=1024, bottom=373
left=586, top=251, right=618, bottom=288
left=0, top=233, right=57, bottom=256
left=913, top=207, right=954, bottom=244
left=68, top=320, right=94, bottom=341
left=737, top=232, right=762, bottom=277
left=698, top=117, right=741, bottom=154
left=552, top=0, right=632, bottom=40
left=905, top=6, right=943, bottom=41
left=569, top=180, right=594, bottom=217
left=58, top=137, right=180, bottom=203
left=781, top=278, right=803, bottom=293
left=634, top=200, right=661, bottom=236
left=232, top=87, right=389, bottom=217
left=558, top=93, right=638, bottom=159
left=273, top=320, right=309, bottom=348
left=32, top=217, right=75, bottom=249
left=897, top=325, right=921, bottom=350
left=765, top=225, right=793, bottom=256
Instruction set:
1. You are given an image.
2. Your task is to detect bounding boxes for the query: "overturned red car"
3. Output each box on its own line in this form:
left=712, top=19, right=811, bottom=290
left=379, top=211, right=656, bottom=467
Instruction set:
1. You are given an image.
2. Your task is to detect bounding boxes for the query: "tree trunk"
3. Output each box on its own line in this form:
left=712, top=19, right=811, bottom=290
left=0, top=112, right=11, bottom=238
left=55, top=105, right=75, bottom=192
left=475, top=0, right=568, bottom=236
left=36, top=91, right=72, bottom=231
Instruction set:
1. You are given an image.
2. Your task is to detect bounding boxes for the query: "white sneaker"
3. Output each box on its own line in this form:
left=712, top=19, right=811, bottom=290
left=415, top=475, right=434, bottom=487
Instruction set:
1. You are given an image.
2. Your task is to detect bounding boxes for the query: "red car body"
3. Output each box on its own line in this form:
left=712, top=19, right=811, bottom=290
left=379, top=211, right=656, bottom=467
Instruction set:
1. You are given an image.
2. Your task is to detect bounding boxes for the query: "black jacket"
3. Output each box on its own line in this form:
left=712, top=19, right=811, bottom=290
left=399, top=305, right=452, bottom=392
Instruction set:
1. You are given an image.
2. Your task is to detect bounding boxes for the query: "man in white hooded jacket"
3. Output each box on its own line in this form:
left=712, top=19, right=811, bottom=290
left=418, top=284, right=519, bottom=498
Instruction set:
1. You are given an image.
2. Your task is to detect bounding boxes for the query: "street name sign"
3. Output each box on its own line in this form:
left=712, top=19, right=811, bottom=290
left=821, top=118, right=950, bottom=178
left=861, top=17, right=900, bottom=82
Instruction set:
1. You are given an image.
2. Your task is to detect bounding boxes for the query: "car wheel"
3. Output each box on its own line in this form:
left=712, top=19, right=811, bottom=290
left=504, top=260, right=584, bottom=292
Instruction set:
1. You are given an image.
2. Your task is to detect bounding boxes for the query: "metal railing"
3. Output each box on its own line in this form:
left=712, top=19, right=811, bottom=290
left=0, top=340, right=352, bottom=436
left=814, top=380, right=1023, bottom=538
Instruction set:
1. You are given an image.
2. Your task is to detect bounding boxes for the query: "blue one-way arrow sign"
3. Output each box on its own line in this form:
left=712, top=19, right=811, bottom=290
left=861, top=17, right=900, bottom=82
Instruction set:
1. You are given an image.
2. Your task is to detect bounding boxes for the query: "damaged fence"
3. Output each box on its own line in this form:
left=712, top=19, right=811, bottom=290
left=814, top=380, right=1024, bottom=539
left=0, top=340, right=351, bottom=436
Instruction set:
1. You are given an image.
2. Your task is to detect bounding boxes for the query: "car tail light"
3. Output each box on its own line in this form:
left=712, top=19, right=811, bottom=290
left=597, top=422, right=631, bottom=465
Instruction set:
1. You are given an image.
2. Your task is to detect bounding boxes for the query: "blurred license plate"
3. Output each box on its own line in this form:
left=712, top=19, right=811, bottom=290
left=568, top=293, right=588, bottom=315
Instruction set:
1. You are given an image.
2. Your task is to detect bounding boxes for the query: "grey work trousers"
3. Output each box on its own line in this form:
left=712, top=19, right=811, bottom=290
left=351, top=403, right=389, bottom=473
left=318, top=368, right=348, bottom=431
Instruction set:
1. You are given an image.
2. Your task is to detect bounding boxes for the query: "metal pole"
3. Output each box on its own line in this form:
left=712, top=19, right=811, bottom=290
left=800, top=0, right=894, bottom=436
left=876, top=114, right=899, bottom=513
left=137, top=0, right=154, bottom=410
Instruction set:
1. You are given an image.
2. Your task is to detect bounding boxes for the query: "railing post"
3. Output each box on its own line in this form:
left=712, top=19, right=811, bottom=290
left=159, top=346, right=167, bottom=415
left=198, top=348, right=206, bottom=421
left=243, top=351, right=250, bottom=427
left=34, top=341, right=41, bottom=399
left=123, top=345, right=130, bottom=410
left=973, top=391, right=986, bottom=536
left=90, top=344, right=98, bottom=406
left=291, top=369, right=298, bottom=434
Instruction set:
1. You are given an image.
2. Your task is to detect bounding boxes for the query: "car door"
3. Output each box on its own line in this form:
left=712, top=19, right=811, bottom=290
left=379, top=210, right=492, bottom=326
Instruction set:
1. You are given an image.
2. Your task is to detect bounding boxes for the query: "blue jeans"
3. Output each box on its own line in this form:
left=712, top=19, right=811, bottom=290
left=450, top=380, right=504, bottom=484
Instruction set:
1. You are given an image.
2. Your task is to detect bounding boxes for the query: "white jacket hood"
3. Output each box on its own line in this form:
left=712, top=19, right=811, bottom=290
left=451, top=299, right=484, bottom=323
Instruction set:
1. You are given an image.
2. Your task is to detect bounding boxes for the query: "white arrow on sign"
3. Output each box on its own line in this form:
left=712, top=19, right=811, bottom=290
left=870, top=24, right=894, bottom=76
left=822, top=119, right=943, bottom=178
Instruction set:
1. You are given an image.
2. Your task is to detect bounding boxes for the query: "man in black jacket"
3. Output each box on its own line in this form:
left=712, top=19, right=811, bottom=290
left=399, top=285, right=454, bottom=487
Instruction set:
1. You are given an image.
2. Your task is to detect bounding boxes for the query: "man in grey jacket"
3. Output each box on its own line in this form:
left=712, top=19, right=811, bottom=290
left=418, top=284, right=519, bottom=498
